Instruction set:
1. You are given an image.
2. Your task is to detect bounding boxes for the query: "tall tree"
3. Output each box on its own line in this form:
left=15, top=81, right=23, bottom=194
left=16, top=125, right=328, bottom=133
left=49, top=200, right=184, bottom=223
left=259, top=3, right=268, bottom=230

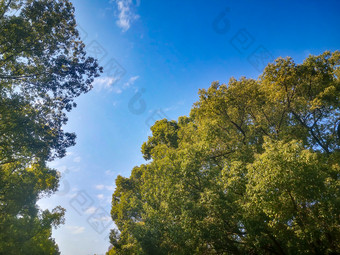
left=0, top=0, right=101, bottom=253
left=108, top=51, right=340, bottom=255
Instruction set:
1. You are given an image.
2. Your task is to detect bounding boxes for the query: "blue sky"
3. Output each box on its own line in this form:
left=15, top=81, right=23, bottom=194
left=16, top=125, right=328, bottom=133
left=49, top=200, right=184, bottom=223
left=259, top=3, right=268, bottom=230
left=38, top=0, right=340, bottom=254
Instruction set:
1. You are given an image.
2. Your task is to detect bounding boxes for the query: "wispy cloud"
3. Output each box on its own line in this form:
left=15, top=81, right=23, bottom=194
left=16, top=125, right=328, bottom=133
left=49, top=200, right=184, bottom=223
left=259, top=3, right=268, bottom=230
left=73, top=156, right=81, bottom=163
left=95, top=184, right=116, bottom=192
left=112, top=101, right=118, bottom=107
left=105, top=185, right=115, bottom=191
left=163, top=100, right=185, bottom=113
left=66, top=225, right=85, bottom=234
left=105, top=170, right=116, bottom=176
left=91, top=215, right=112, bottom=222
left=66, top=151, right=74, bottom=156
left=85, top=206, right=97, bottom=215
left=95, top=184, right=105, bottom=190
left=124, top=75, right=139, bottom=88
left=93, top=75, right=140, bottom=94
left=93, top=77, right=122, bottom=93
left=111, top=0, right=139, bottom=32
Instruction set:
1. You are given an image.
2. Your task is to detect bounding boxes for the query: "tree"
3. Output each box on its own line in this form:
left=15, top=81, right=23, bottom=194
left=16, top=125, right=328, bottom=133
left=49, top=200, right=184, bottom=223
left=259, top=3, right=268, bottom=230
left=0, top=0, right=101, bottom=253
left=108, top=51, right=340, bottom=254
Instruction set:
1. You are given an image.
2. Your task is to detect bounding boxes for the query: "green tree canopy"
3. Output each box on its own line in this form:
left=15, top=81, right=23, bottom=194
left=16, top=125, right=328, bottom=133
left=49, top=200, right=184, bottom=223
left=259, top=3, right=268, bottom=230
left=108, top=51, right=340, bottom=255
left=0, top=0, right=101, bottom=253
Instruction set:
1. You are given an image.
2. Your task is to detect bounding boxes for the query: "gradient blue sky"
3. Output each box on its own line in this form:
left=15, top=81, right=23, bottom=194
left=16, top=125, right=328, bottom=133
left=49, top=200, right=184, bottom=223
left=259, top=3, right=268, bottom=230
left=38, top=0, right=340, bottom=254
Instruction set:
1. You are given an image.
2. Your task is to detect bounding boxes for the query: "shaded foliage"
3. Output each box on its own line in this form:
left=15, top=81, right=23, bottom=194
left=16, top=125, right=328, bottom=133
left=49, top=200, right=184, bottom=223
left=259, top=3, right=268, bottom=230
left=0, top=0, right=101, bottom=253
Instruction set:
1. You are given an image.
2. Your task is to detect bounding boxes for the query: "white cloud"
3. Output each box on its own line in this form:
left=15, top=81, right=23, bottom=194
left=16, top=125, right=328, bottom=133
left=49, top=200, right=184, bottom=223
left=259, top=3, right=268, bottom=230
left=95, top=184, right=105, bottom=190
left=71, top=166, right=81, bottom=172
left=95, top=184, right=115, bottom=192
left=106, top=197, right=112, bottom=205
left=97, top=194, right=104, bottom=200
left=66, top=151, right=74, bottom=156
left=99, top=215, right=111, bottom=222
left=105, top=185, right=115, bottom=191
left=91, top=215, right=112, bottom=222
left=112, top=0, right=139, bottom=32
left=54, top=165, right=69, bottom=175
left=66, top=225, right=85, bottom=234
left=124, top=75, right=139, bottom=88
left=93, top=77, right=121, bottom=93
left=73, top=156, right=81, bottom=163
left=85, top=206, right=97, bottom=215
left=67, top=192, right=78, bottom=199
left=105, top=170, right=115, bottom=176
left=163, top=100, right=185, bottom=113
left=94, top=75, right=140, bottom=95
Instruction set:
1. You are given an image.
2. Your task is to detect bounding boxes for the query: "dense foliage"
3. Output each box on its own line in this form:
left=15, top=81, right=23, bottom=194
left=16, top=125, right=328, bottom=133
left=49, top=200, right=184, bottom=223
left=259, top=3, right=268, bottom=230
left=108, top=51, right=340, bottom=254
left=0, top=0, right=101, bottom=253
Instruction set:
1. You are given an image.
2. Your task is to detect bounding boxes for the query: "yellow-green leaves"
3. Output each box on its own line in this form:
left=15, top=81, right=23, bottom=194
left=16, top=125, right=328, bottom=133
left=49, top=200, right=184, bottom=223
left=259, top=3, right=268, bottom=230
left=109, top=51, right=340, bottom=255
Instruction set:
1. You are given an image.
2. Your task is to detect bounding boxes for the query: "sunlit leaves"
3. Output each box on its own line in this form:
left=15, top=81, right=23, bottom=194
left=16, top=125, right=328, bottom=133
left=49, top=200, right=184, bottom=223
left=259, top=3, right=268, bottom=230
left=109, top=52, right=340, bottom=254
